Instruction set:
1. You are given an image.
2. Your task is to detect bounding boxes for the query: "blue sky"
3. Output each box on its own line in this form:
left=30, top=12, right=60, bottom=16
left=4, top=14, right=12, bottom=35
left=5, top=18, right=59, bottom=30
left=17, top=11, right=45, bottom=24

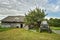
left=45, top=0, right=60, bottom=19
left=0, top=0, right=60, bottom=20
left=48, top=0, right=57, bottom=4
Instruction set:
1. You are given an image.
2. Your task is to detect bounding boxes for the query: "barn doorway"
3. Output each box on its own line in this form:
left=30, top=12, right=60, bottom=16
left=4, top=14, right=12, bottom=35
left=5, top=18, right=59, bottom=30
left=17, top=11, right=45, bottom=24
left=16, top=26, right=19, bottom=28
left=20, top=24, right=23, bottom=28
left=16, top=24, right=20, bottom=28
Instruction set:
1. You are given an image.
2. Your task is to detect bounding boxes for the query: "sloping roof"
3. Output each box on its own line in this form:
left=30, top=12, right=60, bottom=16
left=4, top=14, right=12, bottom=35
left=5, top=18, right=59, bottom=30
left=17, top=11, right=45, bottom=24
left=2, top=16, right=25, bottom=22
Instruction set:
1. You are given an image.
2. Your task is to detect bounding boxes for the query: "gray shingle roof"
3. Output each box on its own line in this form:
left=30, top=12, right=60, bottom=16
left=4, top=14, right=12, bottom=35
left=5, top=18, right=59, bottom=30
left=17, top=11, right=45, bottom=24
left=2, top=16, right=25, bottom=22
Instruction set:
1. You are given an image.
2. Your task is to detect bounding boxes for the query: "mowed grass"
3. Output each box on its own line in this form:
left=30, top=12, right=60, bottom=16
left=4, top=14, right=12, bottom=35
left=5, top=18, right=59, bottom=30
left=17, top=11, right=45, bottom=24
left=51, top=27, right=60, bottom=30
left=0, top=27, right=14, bottom=32
left=0, top=28, right=60, bottom=40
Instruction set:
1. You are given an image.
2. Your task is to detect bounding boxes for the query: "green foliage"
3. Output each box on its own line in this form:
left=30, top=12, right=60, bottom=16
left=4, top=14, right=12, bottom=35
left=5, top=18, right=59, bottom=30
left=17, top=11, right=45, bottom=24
left=48, top=18, right=60, bottom=27
left=24, top=8, right=46, bottom=26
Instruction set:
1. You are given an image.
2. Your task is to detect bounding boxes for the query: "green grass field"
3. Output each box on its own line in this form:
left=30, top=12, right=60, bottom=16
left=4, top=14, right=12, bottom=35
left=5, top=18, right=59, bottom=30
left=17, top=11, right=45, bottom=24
left=0, top=28, right=60, bottom=40
left=51, top=27, right=60, bottom=30
left=0, top=27, right=15, bottom=32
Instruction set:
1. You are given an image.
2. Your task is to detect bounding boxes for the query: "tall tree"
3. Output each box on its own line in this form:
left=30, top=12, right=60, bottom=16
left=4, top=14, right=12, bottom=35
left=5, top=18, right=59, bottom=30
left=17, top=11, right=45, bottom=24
left=24, top=8, right=46, bottom=27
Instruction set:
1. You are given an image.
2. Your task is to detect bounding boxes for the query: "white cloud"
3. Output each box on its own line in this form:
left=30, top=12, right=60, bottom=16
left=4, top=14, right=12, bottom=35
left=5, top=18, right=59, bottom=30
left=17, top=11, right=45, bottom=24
left=0, top=0, right=60, bottom=20
left=0, top=8, right=25, bottom=16
left=55, top=6, right=59, bottom=10
left=2, top=2, right=9, bottom=4
left=0, top=14, right=8, bottom=20
left=46, top=5, right=60, bottom=12
left=45, top=16, right=60, bottom=20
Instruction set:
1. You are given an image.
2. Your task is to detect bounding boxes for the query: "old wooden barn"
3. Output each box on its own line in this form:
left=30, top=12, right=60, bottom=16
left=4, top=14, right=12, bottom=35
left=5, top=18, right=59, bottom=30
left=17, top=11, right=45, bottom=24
left=1, top=16, right=26, bottom=28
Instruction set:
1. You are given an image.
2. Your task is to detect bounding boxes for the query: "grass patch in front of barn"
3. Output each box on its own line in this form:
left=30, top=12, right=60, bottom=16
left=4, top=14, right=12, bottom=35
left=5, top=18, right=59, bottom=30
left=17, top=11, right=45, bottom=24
left=0, top=28, right=60, bottom=40
left=0, top=26, right=15, bottom=32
